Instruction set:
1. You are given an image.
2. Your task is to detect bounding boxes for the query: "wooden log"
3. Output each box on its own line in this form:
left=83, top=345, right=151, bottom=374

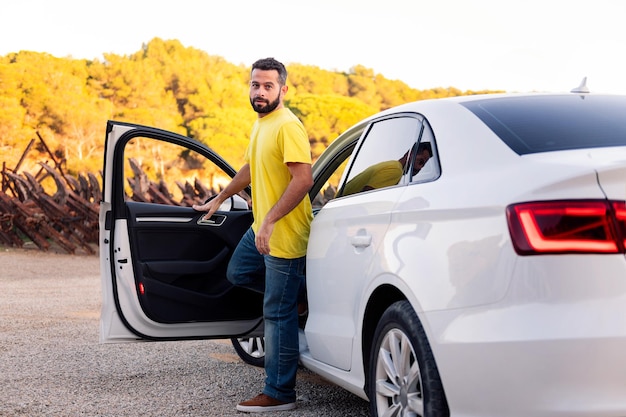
left=194, top=178, right=214, bottom=202
left=39, top=163, right=69, bottom=205
left=0, top=197, right=26, bottom=247
left=0, top=191, right=51, bottom=251
left=3, top=171, right=31, bottom=202
left=77, top=174, right=90, bottom=201
left=36, top=131, right=66, bottom=179
left=88, top=172, right=102, bottom=203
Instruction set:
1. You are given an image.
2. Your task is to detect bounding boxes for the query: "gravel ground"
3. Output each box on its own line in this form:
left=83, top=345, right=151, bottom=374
left=0, top=247, right=369, bottom=417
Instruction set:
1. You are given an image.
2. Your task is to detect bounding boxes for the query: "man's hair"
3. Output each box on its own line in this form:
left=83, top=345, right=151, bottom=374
left=251, top=57, right=288, bottom=86
left=409, top=141, right=433, bottom=158
left=416, top=141, right=433, bottom=157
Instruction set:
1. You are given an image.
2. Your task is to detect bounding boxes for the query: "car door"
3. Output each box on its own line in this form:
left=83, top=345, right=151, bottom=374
left=305, top=114, right=425, bottom=370
left=100, top=121, right=263, bottom=343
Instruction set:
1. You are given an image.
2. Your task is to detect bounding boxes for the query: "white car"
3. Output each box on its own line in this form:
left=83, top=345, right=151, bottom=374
left=100, top=91, right=626, bottom=417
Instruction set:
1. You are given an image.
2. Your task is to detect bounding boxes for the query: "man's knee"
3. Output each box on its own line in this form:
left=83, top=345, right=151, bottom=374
left=226, top=263, right=241, bottom=285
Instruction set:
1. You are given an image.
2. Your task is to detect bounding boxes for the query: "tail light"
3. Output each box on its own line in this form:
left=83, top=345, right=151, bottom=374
left=507, top=200, right=626, bottom=255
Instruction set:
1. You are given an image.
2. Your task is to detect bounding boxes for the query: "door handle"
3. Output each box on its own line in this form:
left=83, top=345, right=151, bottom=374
left=350, top=235, right=372, bottom=248
left=197, top=214, right=226, bottom=226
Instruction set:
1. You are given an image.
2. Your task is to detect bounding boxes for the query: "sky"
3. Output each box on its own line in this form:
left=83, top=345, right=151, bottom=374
left=2, top=0, right=626, bottom=94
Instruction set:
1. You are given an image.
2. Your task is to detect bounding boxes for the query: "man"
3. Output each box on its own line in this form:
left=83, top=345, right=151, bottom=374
left=193, top=58, right=313, bottom=412
left=341, top=142, right=432, bottom=196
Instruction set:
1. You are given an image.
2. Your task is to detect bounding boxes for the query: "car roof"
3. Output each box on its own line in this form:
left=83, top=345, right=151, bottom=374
left=378, top=93, right=626, bottom=155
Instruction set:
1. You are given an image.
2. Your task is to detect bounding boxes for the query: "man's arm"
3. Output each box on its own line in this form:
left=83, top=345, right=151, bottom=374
left=255, top=162, right=313, bottom=255
left=192, top=163, right=251, bottom=220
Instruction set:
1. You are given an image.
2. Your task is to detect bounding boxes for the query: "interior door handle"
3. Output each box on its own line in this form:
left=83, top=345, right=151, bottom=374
left=197, top=214, right=226, bottom=226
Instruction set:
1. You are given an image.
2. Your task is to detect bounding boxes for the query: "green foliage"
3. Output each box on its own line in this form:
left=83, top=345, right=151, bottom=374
left=188, top=107, right=255, bottom=169
left=88, top=52, right=183, bottom=132
left=0, top=37, right=502, bottom=177
left=0, top=51, right=113, bottom=173
left=287, top=94, right=377, bottom=158
left=287, top=63, right=350, bottom=97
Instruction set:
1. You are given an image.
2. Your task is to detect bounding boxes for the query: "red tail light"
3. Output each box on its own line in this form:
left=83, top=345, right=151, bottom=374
left=507, top=200, right=626, bottom=255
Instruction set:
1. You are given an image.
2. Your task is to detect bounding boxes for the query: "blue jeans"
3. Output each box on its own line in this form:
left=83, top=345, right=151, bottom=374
left=227, top=228, right=305, bottom=403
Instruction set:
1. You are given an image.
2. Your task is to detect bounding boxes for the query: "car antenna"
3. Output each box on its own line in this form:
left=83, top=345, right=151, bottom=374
left=571, top=77, right=590, bottom=93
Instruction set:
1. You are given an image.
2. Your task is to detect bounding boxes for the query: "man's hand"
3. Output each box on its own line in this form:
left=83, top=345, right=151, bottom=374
left=256, top=162, right=313, bottom=255
left=193, top=163, right=251, bottom=221
left=255, top=220, right=275, bottom=255
left=192, top=197, right=223, bottom=221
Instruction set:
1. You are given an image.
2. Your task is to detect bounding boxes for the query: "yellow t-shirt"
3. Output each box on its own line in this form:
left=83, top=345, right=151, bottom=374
left=245, top=108, right=313, bottom=259
left=341, top=160, right=404, bottom=196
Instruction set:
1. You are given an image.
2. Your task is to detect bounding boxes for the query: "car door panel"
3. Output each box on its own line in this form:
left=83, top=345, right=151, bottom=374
left=306, top=190, right=397, bottom=370
left=100, top=121, right=263, bottom=342
left=125, top=201, right=259, bottom=324
left=305, top=115, right=423, bottom=370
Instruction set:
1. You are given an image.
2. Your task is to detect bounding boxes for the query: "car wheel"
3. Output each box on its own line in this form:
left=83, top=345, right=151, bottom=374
left=368, top=300, right=449, bottom=417
left=230, top=336, right=265, bottom=368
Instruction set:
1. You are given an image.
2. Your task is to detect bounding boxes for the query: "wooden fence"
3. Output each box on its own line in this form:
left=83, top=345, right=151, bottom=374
left=0, top=134, right=213, bottom=255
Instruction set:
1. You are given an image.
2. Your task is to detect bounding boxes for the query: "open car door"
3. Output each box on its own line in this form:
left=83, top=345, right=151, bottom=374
left=99, top=121, right=263, bottom=343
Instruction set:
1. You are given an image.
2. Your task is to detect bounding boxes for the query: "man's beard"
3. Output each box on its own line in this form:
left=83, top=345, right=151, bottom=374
left=250, top=95, right=280, bottom=114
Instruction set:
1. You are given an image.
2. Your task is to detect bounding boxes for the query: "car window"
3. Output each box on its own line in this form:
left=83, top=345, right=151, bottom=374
left=311, top=146, right=355, bottom=209
left=337, top=116, right=422, bottom=197
left=122, top=136, right=248, bottom=206
left=461, top=94, right=626, bottom=155
left=408, top=121, right=440, bottom=184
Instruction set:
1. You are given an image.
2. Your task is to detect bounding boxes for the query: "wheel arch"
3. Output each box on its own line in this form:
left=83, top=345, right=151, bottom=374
left=361, top=283, right=407, bottom=393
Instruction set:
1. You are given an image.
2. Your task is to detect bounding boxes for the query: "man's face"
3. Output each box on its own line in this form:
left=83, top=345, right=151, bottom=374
left=249, top=69, right=284, bottom=115
left=412, top=150, right=431, bottom=175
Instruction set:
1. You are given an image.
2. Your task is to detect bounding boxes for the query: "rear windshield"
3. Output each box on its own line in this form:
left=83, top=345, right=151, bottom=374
left=461, top=95, right=626, bottom=155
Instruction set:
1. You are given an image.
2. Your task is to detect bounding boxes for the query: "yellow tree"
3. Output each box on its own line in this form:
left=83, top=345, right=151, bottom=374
left=287, top=94, right=378, bottom=159
left=133, top=38, right=249, bottom=128
left=188, top=107, right=255, bottom=169
left=287, top=63, right=350, bottom=96
left=0, top=51, right=112, bottom=174
left=347, top=65, right=382, bottom=110
left=0, top=55, right=29, bottom=165
left=88, top=52, right=183, bottom=133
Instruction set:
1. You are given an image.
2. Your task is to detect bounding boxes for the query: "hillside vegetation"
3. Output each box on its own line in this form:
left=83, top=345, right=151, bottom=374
left=0, top=37, right=502, bottom=179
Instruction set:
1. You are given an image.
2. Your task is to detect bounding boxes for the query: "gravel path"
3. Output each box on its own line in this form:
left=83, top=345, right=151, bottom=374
left=0, top=247, right=369, bottom=417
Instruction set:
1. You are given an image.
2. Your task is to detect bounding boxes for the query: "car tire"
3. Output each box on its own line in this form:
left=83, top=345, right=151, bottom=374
left=368, top=300, right=449, bottom=417
left=230, top=336, right=265, bottom=368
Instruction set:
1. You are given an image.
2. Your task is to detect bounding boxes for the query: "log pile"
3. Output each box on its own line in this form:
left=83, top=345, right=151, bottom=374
left=124, top=158, right=214, bottom=206
left=0, top=164, right=100, bottom=254
left=0, top=134, right=215, bottom=255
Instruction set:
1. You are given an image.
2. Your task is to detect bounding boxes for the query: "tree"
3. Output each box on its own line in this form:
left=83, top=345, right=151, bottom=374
left=288, top=63, right=350, bottom=97
left=0, top=51, right=112, bottom=173
left=88, top=53, right=183, bottom=133
left=0, top=37, right=503, bottom=178
left=188, top=107, right=255, bottom=169
left=347, top=65, right=382, bottom=109
left=132, top=38, right=249, bottom=133
left=288, top=94, right=377, bottom=158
